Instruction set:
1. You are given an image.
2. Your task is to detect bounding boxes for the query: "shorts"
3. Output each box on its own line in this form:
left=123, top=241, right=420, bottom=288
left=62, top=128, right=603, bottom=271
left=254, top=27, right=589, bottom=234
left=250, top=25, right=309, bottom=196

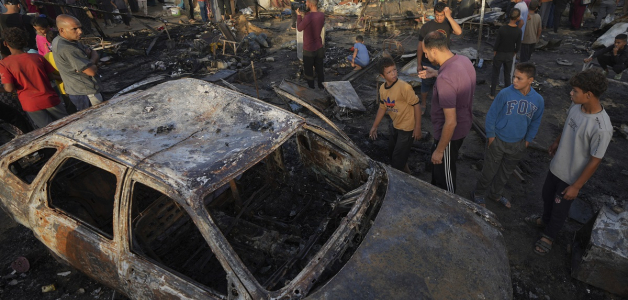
left=420, top=59, right=439, bottom=94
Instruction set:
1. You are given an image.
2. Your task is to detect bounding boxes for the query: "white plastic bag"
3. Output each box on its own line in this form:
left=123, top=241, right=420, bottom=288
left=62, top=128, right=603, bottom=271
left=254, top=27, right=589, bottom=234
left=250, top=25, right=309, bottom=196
left=600, top=14, right=614, bottom=29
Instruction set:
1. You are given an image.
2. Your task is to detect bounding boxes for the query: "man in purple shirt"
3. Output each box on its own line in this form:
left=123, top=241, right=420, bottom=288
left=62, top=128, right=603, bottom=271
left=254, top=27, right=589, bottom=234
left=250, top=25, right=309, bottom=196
left=297, top=0, right=325, bottom=89
left=419, top=31, right=475, bottom=193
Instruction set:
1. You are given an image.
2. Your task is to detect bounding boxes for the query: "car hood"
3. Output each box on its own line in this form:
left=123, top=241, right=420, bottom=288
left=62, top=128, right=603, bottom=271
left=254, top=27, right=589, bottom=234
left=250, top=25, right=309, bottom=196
left=307, top=165, right=512, bottom=299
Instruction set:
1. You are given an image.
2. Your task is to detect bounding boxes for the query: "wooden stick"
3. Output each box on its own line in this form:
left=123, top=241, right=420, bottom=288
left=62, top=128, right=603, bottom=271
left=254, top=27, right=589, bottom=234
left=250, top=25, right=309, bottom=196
left=251, top=61, right=260, bottom=99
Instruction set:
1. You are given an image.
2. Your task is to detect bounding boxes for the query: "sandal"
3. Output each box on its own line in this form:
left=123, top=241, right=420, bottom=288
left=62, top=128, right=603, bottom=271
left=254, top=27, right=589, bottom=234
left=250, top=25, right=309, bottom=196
left=471, top=191, right=486, bottom=208
left=534, top=234, right=553, bottom=256
left=525, top=214, right=545, bottom=228
left=492, top=196, right=511, bottom=208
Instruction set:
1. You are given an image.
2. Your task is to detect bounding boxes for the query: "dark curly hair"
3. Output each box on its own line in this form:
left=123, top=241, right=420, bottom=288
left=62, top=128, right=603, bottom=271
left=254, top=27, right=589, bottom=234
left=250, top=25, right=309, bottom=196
left=378, top=56, right=396, bottom=75
left=569, top=69, right=608, bottom=98
left=32, top=16, right=54, bottom=28
left=3, top=28, right=28, bottom=50
left=434, top=2, right=447, bottom=13
left=46, top=30, right=58, bottom=44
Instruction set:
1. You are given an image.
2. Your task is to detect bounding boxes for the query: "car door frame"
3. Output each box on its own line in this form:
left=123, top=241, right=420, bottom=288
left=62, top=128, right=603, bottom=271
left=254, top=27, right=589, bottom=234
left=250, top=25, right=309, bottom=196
left=117, top=169, right=228, bottom=299
left=28, top=144, right=126, bottom=289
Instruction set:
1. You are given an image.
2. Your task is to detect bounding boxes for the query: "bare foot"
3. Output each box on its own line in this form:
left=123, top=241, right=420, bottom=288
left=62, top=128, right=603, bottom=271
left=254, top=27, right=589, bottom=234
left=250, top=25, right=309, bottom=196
left=353, top=65, right=362, bottom=71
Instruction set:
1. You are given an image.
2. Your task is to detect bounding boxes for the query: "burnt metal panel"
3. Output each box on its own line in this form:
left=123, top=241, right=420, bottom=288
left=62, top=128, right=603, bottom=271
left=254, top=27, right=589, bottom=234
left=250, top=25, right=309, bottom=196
left=307, top=165, right=512, bottom=300
left=52, top=79, right=304, bottom=201
left=278, top=80, right=331, bottom=112
left=322, top=81, right=366, bottom=112
left=572, top=205, right=628, bottom=297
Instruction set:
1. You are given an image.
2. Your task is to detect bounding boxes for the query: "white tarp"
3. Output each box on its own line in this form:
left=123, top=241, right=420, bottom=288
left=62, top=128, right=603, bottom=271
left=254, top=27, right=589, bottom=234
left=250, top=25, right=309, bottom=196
left=592, top=23, right=628, bottom=48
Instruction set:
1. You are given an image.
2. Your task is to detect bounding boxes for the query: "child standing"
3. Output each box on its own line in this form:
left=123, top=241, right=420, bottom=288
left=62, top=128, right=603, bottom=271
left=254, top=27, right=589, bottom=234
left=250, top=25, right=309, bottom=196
left=369, top=57, right=422, bottom=173
left=32, top=16, right=54, bottom=57
left=0, top=28, right=68, bottom=128
left=473, top=63, right=544, bottom=208
left=347, top=35, right=369, bottom=70
left=526, top=69, right=612, bottom=256
left=490, top=8, right=522, bottom=100
left=520, top=1, right=541, bottom=62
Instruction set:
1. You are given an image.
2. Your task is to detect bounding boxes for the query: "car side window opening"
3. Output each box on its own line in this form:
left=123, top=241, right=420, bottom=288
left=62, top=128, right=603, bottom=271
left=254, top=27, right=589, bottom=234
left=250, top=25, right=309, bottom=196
left=9, top=148, right=57, bottom=184
left=130, top=182, right=228, bottom=296
left=48, top=158, right=116, bottom=238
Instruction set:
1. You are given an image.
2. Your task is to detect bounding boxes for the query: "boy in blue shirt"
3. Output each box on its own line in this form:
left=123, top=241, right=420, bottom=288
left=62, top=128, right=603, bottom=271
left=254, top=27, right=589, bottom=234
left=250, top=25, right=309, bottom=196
left=347, top=35, right=369, bottom=70
left=473, top=63, right=544, bottom=208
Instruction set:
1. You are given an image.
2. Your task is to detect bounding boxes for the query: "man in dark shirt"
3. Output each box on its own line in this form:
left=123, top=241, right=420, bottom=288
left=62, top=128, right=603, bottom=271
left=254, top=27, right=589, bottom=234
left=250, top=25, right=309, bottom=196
left=418, top=31, right=476, bottom=193
left=297, top=0, right=325, bottom=89
left=0, top=0, right=37, bottom=51
left=416, top=2, right=462, bottom=114
left=584, top=34, right=628, bottom=80
left=490, top=8, right=522, bottom=99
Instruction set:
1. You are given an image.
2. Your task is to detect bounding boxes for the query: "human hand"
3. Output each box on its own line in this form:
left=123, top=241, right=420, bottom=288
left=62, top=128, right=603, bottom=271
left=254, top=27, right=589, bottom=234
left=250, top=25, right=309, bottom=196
left=412, top=126, right=422, bottom=141
left=418, top=66, right=437, bottom=79
left=583, top=57, right=592, bottom=63
left=613, top=46, right=619, bottom=56
left=561, top=185, right=580, bottom=200
left=444, top=7, right=452, bottom=19
left=487, top=137, right=495, bottom=148
left=548, top=141, right=559, bottom=156
left=416, top=64, right=424, bottom=74
left=369, top=127, right=378, bottom=140
left=431, top=149, right=444, bottom=164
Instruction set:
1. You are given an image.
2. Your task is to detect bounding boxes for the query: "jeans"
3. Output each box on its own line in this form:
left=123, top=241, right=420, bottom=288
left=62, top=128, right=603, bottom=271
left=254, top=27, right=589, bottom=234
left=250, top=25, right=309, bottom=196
left=346, top=55, right=369, bottom=67
left=491, top=53, right=514, bottom=96
left=540, top=1, right=552, bottom=28
left=303, top=47, right=325, bottom=88
left=520, top=43, right=536, bottom=62
left=475, top=137, right=526, bottom=201
left=198, top=0, right=208, bottom=22
left=595, top=1, right=616, bottom=28
left=26, top=103, right=69, bottom=129
left=598, top=55, right=627, bottom=74
left=553, top=5, right=567, bottom=32
left=541, top=171, right=572, bottom=240
left=69, top=93, right=103, bottom=111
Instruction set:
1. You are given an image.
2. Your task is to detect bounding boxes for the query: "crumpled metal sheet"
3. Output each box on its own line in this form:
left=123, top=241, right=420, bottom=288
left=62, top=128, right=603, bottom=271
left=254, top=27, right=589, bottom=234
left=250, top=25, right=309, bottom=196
left=572, top=205, right=628, bottom=297
left=278, top=80, right=330, bottom=112
left=322, top=81, right=366, bottom=112
left=308, top=165, right=513, bottom=300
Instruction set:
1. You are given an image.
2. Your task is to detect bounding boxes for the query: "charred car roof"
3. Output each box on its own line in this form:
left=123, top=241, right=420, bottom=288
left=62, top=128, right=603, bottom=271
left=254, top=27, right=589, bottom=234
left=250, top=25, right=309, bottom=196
left=4, top=79, right=305, bottom=201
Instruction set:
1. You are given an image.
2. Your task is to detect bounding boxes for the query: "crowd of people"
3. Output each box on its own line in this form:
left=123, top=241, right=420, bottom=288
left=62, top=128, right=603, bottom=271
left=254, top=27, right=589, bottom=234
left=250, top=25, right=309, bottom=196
left=0, top=14, right=102, bottom=130
left=366, top=1, right=614, bottom=256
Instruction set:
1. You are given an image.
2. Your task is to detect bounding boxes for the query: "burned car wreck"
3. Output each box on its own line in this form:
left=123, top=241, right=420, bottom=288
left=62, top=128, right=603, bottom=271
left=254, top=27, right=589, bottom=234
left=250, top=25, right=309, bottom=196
left=0, top=78, right=512, bottom=299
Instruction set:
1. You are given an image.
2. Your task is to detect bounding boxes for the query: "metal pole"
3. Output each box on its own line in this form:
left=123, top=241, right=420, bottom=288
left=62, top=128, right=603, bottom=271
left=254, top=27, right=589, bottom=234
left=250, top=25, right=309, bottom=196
left=476, top=0, right=486, bottom=65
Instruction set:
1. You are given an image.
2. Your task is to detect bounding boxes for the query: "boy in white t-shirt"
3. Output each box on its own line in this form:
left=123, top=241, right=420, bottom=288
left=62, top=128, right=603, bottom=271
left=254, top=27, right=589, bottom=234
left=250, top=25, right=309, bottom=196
left=525, top=69, right=612, bottom=256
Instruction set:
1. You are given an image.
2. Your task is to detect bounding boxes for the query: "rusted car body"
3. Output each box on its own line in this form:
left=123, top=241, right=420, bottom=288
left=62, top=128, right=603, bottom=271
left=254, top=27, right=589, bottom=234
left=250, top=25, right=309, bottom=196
left=0, top=78, right=512, bottom=299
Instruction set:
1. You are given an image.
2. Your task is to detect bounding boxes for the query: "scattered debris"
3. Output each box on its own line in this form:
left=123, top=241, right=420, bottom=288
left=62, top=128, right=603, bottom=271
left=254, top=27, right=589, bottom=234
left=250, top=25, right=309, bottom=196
left=41, top=284, right=56, bottom=293
left=57, top=271, right=72, bottom=277
left=323, top=81, right=367, bottom=112
left=11, top=256, right=29, bottom=273
left=571, top=205, right=628, bottom=297
left=556, top=59, right=573, bottom=66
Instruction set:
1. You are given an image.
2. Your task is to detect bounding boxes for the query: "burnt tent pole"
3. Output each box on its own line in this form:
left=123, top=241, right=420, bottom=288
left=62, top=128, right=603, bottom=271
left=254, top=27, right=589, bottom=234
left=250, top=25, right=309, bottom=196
left=251, top=61, right=260, bottom=99
left=476, top=0, right=486, bottom=65
left=83, top=7, right=108, bottom=38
